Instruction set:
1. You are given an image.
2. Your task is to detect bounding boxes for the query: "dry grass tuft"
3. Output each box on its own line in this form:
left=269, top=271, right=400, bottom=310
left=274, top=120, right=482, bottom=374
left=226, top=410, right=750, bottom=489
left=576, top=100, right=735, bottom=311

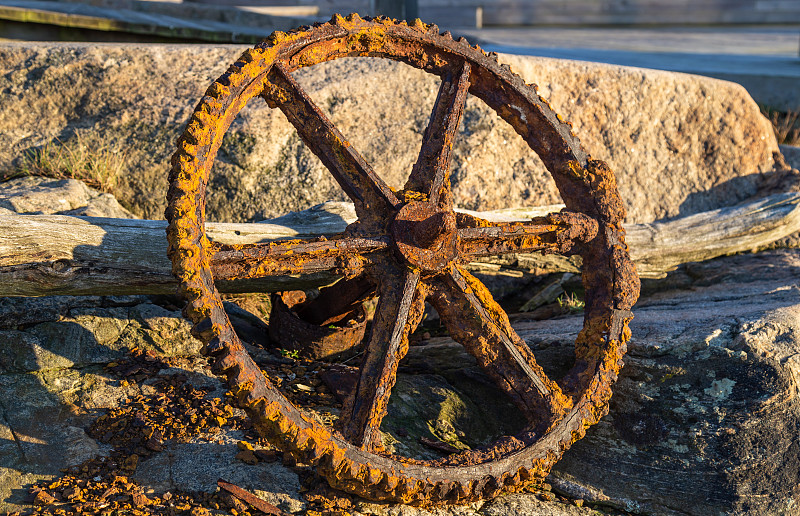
left=13, top=134, right=127, bottom=193
left=763, top=107, right=800, bottom=147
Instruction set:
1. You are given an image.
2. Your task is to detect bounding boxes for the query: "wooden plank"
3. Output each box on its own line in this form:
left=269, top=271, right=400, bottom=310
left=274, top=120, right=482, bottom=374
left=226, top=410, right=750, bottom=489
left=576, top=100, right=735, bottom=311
left=626, top=192, right=800, bottom=277
left=1, top=193, right=799, bottom=297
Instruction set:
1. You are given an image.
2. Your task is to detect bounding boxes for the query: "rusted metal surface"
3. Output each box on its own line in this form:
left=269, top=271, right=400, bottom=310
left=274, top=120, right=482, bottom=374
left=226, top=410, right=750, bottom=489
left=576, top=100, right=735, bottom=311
left=268, top=289, right=368, bottom=360
left=217, top=479, right=287, bottom=515
left=295, top=275, right=375, bottom=326
left=166, top=13, right=640, bottom=505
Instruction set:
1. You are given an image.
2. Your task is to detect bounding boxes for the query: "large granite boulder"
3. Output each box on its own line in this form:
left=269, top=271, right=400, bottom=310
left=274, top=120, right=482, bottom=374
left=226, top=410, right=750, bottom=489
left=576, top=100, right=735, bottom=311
left=0, top=295, right=197, bottom=510
left=0, top=42, right=787, bottom=223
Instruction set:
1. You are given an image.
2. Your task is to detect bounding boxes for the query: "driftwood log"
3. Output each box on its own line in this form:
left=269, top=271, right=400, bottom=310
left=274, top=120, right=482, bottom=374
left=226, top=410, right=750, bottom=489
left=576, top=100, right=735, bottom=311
left=1, top=193, right=799, bottom=297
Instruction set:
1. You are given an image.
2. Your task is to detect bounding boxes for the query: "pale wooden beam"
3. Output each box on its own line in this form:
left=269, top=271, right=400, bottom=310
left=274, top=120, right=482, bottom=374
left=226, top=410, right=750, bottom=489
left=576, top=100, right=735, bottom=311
left=1, top=193, right=798, bottom=297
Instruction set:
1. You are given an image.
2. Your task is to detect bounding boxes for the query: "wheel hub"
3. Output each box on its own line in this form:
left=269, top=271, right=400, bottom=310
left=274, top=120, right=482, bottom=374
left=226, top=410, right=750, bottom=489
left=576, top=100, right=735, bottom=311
left=391, top=201, right=458, bottom=272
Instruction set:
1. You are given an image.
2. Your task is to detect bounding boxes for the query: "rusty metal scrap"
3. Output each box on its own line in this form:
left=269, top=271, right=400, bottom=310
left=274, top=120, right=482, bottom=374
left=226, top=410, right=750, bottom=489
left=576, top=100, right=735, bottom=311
left=166, top=13, right=640, bottom=505
left=268, top=289, right=369, bottom=361
left=217, top=480, right=287, bottom=515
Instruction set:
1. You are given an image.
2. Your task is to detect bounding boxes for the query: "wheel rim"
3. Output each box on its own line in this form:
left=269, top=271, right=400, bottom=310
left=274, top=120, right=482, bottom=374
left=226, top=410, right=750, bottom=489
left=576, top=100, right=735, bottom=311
left=166, top=13, right=640, bottom=505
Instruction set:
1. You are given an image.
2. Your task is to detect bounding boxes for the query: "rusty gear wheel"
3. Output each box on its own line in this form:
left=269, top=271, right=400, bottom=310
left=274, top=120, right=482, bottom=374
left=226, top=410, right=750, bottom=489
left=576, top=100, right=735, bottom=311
left=166, top=14, right=640, bottom=505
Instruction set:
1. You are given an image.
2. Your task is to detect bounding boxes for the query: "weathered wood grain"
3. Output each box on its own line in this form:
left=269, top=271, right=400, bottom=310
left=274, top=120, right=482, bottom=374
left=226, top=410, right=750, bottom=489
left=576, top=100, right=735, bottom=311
left=627, top=192, right=800, bottom=277
left=1, top=193, right=798, bottom=297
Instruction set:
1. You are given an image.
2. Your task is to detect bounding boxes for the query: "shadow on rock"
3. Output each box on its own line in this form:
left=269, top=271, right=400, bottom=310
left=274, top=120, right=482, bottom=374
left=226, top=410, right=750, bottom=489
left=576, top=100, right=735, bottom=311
left=0, top=295, right=204, bottom=510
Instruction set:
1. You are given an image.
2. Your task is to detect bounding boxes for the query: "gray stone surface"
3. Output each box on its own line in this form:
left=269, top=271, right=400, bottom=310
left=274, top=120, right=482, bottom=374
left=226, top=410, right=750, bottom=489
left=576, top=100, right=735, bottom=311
left=0, top=175, right=135, bottom=217
left=381, top=372, right=525, bottom=460
left=0, top=294, right=199, bottom=511
left=525, top=249, right=800, bottom=516
left=133, top=434, right=306, bottom=514
left=0, top=299, right=198, bottom=374
left=356, top=495, right=601, bottom=516
left=0, top=43, right=787, bottom=224
left=480, top=495, right=603, bottom=516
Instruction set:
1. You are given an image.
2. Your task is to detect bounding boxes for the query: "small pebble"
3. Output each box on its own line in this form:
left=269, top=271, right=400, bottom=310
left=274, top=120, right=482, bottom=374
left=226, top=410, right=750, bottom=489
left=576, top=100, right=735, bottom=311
left=235, top=449, right=259, bottom=465
left=293, top=383, right=314, bottom=392
left=34, top=491, right=56, bottom=506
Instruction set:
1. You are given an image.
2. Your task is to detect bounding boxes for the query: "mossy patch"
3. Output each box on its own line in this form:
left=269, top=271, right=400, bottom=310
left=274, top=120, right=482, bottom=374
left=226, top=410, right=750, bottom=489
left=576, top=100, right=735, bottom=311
left=381, top=373, right=525, bottom=460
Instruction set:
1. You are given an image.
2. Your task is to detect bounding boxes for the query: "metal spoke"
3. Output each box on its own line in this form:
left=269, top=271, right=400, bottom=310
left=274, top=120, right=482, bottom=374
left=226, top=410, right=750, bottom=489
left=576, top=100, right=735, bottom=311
left=404, top=61, right=471, bottom=206
left=458, top=211, right=599, bottom=259
left=209, top=236, right=389, bottom=281
left=337, top=268, right=425, bottom=451
left=262, top=62, right=401, bottom=215
left=429, top=264, right=572, bottom=427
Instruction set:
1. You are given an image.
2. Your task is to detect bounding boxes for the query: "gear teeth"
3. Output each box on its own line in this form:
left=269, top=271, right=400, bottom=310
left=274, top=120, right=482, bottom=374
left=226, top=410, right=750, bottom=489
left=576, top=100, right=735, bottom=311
left=457, top=36, right=469, bottom=44
left=403, top=477, right=420, bottom=496
left=232, top=367, right=256, bottom=390
left=426, top=24, right=439, bottom=34
left=206, top=82, right=230, bottom=98
left=384, top=474, right=399, bottom=491
left=489, top=51, right=499, bottom=60
left=330, top=13, right=346, bottom=25
left=182, top=130, right=199, bottom=146
left=436, top=480, right=453, bottom=500
left=478, top=475, right=498, bottom=497
left=367, top=468, right=383, bottom=486
left=329, top=446, right=346, bottom=470
left=454, top=480, right=471, bottom=500
left=442, top=30, right=452, bottom=39
left=217, top=74, right=232, bottom=87
left=346, top=12, right=363, bottom=22
left=240, top=48, right=259, bottom=63
left=410, top=18, right=426, bottom=31
left=266, top=30, right=287, bottom=45
left=294, top=429, right=312, bottom=450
